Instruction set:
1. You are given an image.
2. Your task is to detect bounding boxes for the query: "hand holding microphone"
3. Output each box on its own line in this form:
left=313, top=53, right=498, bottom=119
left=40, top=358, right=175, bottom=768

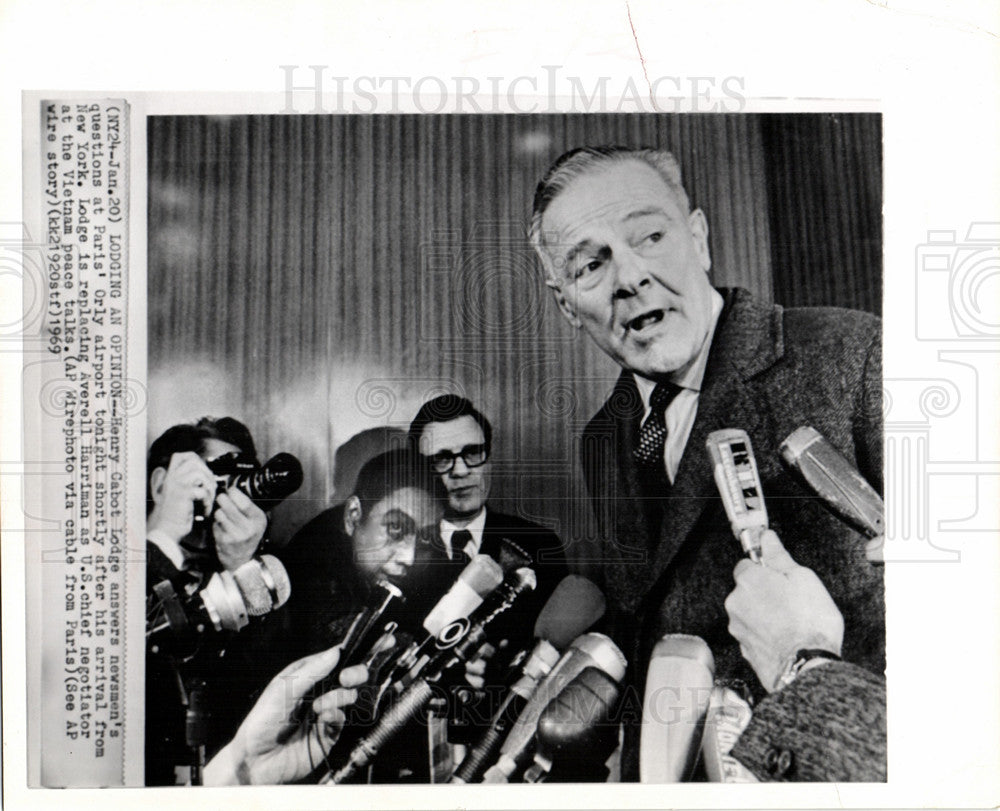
left=204, top=646, right=369, bottom=785
left=725, top=530, right=844, bottom=692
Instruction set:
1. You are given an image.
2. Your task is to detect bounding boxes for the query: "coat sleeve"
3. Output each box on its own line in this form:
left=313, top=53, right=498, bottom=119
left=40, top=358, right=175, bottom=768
left=853, top=320, right=883, bottom=495
left=729, top=661, right=886, bottom=781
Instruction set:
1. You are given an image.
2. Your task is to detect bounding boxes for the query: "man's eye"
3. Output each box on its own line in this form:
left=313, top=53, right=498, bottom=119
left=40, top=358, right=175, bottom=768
left=574, top=258, right=603, bottom=278
left=385, top=522, right=406, bottom=541
left=646, top=231, right=663, bottom=244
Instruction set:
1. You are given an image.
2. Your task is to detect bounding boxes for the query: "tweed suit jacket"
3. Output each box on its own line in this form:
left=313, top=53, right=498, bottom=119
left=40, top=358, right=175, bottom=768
left=580, top=288, right=885, bottom=780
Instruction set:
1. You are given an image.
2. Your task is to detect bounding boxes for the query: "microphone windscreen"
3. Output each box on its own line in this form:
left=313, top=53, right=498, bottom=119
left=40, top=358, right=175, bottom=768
left=779, top=425, right=884, bottom=539
left=639, top=634, right=715, bottom=783
left=536, top=667, right=621, bottom=758
left=423, top=554, right=504, bottom=636
left=701, top=686, right=758, bottom=783
left=233, top=554, right=291, bottom=615
left=533, top=575, right=606, bottom=650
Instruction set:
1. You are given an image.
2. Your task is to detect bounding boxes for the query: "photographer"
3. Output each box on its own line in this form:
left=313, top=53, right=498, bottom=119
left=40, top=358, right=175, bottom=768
left=146, top=416, right=268, bottom=584
left=145, top=416, right=275, bottom=785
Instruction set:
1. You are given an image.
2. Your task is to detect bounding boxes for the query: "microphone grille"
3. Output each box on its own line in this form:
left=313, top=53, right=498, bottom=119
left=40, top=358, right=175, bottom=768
left=459, top=554, right=505, bottom=597
left=233, top=555, right=292, bottom=615
left=534, top=575, right=606, bottom=650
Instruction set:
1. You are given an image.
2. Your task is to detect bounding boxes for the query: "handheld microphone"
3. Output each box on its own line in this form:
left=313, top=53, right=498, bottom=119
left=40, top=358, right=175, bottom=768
left=450, top=575, right=606, bottom=784
left=423, top=554, right=505, bottom=637
left=701, top=686, right=758, bottom=783
left=481, top=632, right=627, bottom=783
left=147, top=555, right=291, bottom=657
left=523, top=667, right=622, bottom=783
left=321, top=567, right=537, bottom=784
left=779, top=426, right=884, bottom=560
left=639, top=634, right=715, bottom=783
left=706, top=429, right=768, bottom=562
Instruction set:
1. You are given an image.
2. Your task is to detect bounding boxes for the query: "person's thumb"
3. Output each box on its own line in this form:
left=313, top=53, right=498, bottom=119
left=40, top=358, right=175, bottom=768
left=759, top=530, right=797, bottom=572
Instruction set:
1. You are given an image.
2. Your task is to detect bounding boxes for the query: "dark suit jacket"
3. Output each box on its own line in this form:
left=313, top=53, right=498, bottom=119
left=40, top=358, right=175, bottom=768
left=580, top=288, right=885, bottom=781
left=731, top=662, right=887, bottom=781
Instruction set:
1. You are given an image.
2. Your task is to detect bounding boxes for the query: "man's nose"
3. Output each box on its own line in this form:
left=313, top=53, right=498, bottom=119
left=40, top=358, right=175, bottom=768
left=612, top=248, right=651, bottom=299
left=394, top=538, right=416, bottom=568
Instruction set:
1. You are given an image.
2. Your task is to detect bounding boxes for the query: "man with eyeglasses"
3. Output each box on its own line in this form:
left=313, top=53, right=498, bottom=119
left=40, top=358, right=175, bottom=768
left=407, top=395, right=568, bottom=666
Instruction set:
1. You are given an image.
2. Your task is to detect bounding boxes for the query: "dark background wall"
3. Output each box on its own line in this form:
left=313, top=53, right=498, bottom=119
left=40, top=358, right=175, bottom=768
left=147, top=113, right=881, bottom=570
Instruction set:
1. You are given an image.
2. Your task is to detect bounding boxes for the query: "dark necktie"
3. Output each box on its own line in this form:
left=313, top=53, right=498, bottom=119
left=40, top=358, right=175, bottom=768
left=634, top=381, right=683, bottom=469
left=451, top=529, right=474, bottom=565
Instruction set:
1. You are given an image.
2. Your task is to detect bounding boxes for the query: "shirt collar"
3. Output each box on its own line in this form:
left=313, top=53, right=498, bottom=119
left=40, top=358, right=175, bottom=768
left=441, top=507, right=487, bottom=553
left=633, top=288, right=723, bottom=409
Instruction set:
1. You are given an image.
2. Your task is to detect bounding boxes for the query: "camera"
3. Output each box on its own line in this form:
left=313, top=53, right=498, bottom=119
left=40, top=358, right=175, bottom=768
left=206, top=450, right=304, bottom=512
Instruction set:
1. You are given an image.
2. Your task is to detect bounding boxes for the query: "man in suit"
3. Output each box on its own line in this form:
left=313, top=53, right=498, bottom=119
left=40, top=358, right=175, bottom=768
left=407, top=395, right=568, bottom=663
left=528, top=145, right=884, bottom=780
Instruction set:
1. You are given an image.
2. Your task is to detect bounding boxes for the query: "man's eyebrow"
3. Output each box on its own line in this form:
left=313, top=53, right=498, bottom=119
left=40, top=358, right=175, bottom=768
left=562, top=239, right=601, bottom=265
left=622, top=206, right=667, bottom=222
left=381, top=509, right=416, bottom=526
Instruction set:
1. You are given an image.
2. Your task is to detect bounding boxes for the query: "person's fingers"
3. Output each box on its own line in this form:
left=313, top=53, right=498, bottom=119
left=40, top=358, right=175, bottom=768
left=465, top=658, right=487, bottom=676
left=312, top=688, right=358, bottom=716
left=465, top=674, right=485, bottom=690
left=338, top=664, right=369, bottom=689
left=732, top=557, right=756, bottom=582
left=758, top=530, right=797, bottom=573
left=226, top=487, right=256, bottom=516
left=275, top=647, right=341, bottom=698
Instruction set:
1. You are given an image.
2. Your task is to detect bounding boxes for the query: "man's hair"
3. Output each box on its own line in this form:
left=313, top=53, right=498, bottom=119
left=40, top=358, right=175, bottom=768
left=406, top=395, right=493, bottom=456
left=146, top=416, right=259, bottom=509
left=351, top=448, right=441, bottom=518
left=528, top=146, right=691, bottom=282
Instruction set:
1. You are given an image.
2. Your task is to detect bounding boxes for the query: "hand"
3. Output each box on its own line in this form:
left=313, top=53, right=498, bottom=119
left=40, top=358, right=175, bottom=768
left=725, top=530, right=844, bottom=692
left=147, top=452, right=216, bottom=545
left=204, top=647, right=368, bottom=785
left=464, top=642, right=496, bottom=690
left=213, top=488, right=268, bottom=571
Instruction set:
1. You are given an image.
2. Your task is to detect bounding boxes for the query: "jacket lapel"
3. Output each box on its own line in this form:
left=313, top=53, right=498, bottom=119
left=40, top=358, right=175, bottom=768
left=610, top=289, right=786, bottom=611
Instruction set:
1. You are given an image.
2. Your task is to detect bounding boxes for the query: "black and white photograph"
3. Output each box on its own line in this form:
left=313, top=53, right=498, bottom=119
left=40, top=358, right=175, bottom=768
left=4, top=2, right=999, bottom=809
left=141, top=112, right=885, bottom=785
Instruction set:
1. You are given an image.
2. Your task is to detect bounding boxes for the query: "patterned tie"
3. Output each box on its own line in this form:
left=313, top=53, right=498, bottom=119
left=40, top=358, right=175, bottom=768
left=634, top=381, right=682, bottom=469
left=451, top=529, right=474, bottom=565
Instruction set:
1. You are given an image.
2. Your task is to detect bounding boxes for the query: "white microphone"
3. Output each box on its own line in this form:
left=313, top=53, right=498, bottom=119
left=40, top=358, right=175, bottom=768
left=701, top=686, right=758, bottom=783
left=639, top=634, right=715, bottom=783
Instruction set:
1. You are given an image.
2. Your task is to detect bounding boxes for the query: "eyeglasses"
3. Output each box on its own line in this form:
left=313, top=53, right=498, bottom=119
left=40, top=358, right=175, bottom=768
left=427, top=443, right=488, bottom=474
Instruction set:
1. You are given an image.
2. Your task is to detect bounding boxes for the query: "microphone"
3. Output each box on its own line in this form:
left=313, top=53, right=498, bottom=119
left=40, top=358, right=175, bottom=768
left=639, top=634, right=715, bottom=783
left=701, top=686, right=758, bottom=783
left=450, top=575, right=607, bottom=784
left=481, top=632, right=627, bottom=783
left=147, top=555, right=291, bottom=657
left=523, top=667, right=622, bottom=783
left=321, top=567, right=537, bottom=784
left=779, top=426, right=884, bottom=559
left=706, top=428, right=768, bottom=562
left=387, top=555, right=504, bottom=684
left=423, top=554, right=505, bottom=637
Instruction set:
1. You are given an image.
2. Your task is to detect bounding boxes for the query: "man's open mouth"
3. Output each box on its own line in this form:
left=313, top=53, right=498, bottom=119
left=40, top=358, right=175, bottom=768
left=625, top=309, right=666, bottom=333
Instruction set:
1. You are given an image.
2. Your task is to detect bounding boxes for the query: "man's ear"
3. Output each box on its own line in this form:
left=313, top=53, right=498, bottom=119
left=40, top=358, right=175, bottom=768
left=150, top=467, right=168, bottom=503
left=688, top=208, right=712, bottom=273
left=343, top=495, right=363, bottom=537
left=547, top=278, right=582, bottom=328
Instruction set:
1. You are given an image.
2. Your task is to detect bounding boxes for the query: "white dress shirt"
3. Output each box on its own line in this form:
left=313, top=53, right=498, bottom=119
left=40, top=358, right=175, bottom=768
left=632, top=289, right=724, bottom=484
left=440, top=507, right=487, bottom=560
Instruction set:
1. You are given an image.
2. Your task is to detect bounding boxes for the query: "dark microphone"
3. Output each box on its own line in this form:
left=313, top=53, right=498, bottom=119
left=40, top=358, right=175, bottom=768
left=639, top=634, right=715, bottom=783
left=706, top=428, right=768, bottom=562
left=321, top=567, right=537, bottom=784
left=523, top=667, right=622, bottom=783
left=451, top=575, right=607, bottom=784
left=146, top=555, right=291, bottom=657
left=779, top=426, right=884, bottom=559
left=481, top=632, right=627, bottom=783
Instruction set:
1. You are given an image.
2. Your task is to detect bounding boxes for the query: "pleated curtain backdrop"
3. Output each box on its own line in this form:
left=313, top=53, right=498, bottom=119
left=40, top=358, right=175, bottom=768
left=147, top=113, right=881, bottom=570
